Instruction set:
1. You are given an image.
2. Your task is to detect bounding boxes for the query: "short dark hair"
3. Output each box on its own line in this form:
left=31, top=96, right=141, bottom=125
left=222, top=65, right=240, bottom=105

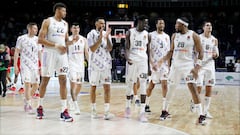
left=155, top=18, right=164, bottom=24
left=202, top=20, right=212, bottom=27
left=27, top=22, right=37, bottom=29
left=71, top=22, right=79, bottom=26
left=95, top=17, right=105, bottom=22
left=137, top=15, right=148, bottom=22
left=53, top=2, right=66, bottom=13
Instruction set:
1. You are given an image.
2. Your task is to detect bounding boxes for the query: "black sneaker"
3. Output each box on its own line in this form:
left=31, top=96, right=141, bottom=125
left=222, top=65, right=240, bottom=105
left=198, top=115, right=207, bottom=125
left=135, top=99, right=140, bottom=107
left=145, top=105, right=151, bottom=113
left=160, top=110, right=170, bottom=121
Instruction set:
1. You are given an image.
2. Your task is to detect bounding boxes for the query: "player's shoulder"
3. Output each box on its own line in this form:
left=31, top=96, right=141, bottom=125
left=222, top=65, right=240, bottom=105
left=17, top=34, right=27, bottom=40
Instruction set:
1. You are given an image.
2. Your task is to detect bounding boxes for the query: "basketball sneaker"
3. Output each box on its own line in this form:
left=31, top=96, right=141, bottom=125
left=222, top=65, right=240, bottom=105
left=2, top=91, right=6, bottom=97
left=125, top=107, right=131, bottom=118
left=139, top=112, right=148, bottom=122
left=145, top=105, right=151, bottom=113
left=32, top=93, right=40, bottom=99
left=190, top=100, right=196, bottom=113
left=205, top=111, right=213, bottom=119
left=60, top=109, right=73, bottom=122
left=91, top=109, right=98, bottom=119
left=160, top=110, right=171, bottom=121
left=18, top=87, right=24, bottom=94
left=74, top=105, right=81, bottom=115
left=135, top=99, right=140, bottom=107
left=36, top=105, right=44, bottom=119
left=25, top=105, right=34, bottom=114
left=103, top=111, right=114, bottom=120
left=9, top=84, right=16, bottom=91
left=198, top=115, right=207, bottom=125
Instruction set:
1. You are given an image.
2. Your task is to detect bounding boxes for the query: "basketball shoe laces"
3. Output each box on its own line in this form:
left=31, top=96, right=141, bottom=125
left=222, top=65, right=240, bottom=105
left=63, top=109, right=71, bottom=118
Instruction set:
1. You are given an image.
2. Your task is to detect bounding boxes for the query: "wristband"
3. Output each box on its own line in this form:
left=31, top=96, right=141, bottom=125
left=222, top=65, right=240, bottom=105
left=196, top=59, right=202, bottom=66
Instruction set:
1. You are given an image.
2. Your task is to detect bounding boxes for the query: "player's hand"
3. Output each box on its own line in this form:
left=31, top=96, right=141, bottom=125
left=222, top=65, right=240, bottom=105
left=157, top=58, right=164, bottom=68
left=55, top=45, right=67, bottom=54
left=127, top=59, right=133, bottom=65
left=152, top=64, right=158, bottom=71
left=212, top=52, right=218, bottom=59
left=72, top=35, right=79, bottom=43
left=190, top=67, right=199, bottom=80
left=106, top=28, right=111, bottom=38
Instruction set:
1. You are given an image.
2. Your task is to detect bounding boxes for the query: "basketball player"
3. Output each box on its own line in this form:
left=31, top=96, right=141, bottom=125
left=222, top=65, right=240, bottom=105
left=0, top=44, right=10, bottom=97
left=68, top=22, right=89, bottom=115
left=193, top=21, right=219, bottom=119
left=87, top=17, right=113, bottom=120
left=145, top=18, right=170, bottom=113
left=14, top=22, right=42, bottom=114
left=159, top=17, right=207, bottom=125
left=36, top=2, right=77, bottom=122
left=125, top=15, right=150, bottom=122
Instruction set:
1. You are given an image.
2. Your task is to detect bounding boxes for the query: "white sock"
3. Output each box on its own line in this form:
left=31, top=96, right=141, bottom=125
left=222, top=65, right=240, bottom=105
left=204, top=96, right=211, bottom=114
left=104, top=103, right=110, bottom=113
left=140, top=104, right=146, bottom=113
left=61, top=99, right=67, bottom=112
left=126, top=99, right=131, bottom=108
left=134, top=95, right=139, bottom=101
left=162, top=98, right=166, bottom=110
left=195, top=103, right=203, bottom=116
left=73, top=101, right=79, bottom=109
left=91, top=103, right=96, bottom=110
left=26, top=99, right=32, bottom=106
left=146, top=96, right=150, bottom=105
left=38, top=98, right=44, bottom=107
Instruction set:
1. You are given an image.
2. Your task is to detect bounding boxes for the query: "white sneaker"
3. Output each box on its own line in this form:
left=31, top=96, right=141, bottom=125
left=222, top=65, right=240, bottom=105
left=91, top=109, right=98, bottom=119
left=74, top=104, right=81, bottom=115
left=125, top=107, right=131, bottom=118
left=139, top=112, right=148, bottom=122
left=190, top=100, right=196, bottom=113
left=205, top=111, right=213, bottom=119
left=103, top=111, right=114, bottom=120
left=74, top=110, right=81, bottom=115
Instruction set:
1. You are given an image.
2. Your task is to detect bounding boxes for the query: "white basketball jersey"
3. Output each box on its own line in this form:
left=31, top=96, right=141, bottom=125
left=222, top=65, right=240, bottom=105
left=199, top=34, right=217, bottom=68
left=172, top=30, right=195, bottom=67
left=87, top=29, right=112, bottom=71
left=68, top=35, right=86, bottom=72
left=45, top=17, right=68, bottom=51
left=150, top=31, right=170, bottom=69
left=16, top=34, right=42, bottom=70
left=129, top=28, right=149, bottom=62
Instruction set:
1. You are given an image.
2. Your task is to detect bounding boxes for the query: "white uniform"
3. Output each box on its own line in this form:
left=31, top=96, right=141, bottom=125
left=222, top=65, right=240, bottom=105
left=68, top=35, right=87, bottom=84
left=197, top=34, right=217, bottom=86
left=168, top=30, right=196, bottom=84
left=41, top=17, right=69, bottom=77
left=126, top=28, right=149, bottom=95
left=87, top=29, right=112, bottom=86
left=16, top=34, right=42, bottom=83
left=149, top=31, right=170, bottom=84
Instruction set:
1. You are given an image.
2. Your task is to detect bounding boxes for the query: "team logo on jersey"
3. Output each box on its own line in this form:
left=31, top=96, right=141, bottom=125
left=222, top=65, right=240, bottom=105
left=144, top=35, right=147, bottom=39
